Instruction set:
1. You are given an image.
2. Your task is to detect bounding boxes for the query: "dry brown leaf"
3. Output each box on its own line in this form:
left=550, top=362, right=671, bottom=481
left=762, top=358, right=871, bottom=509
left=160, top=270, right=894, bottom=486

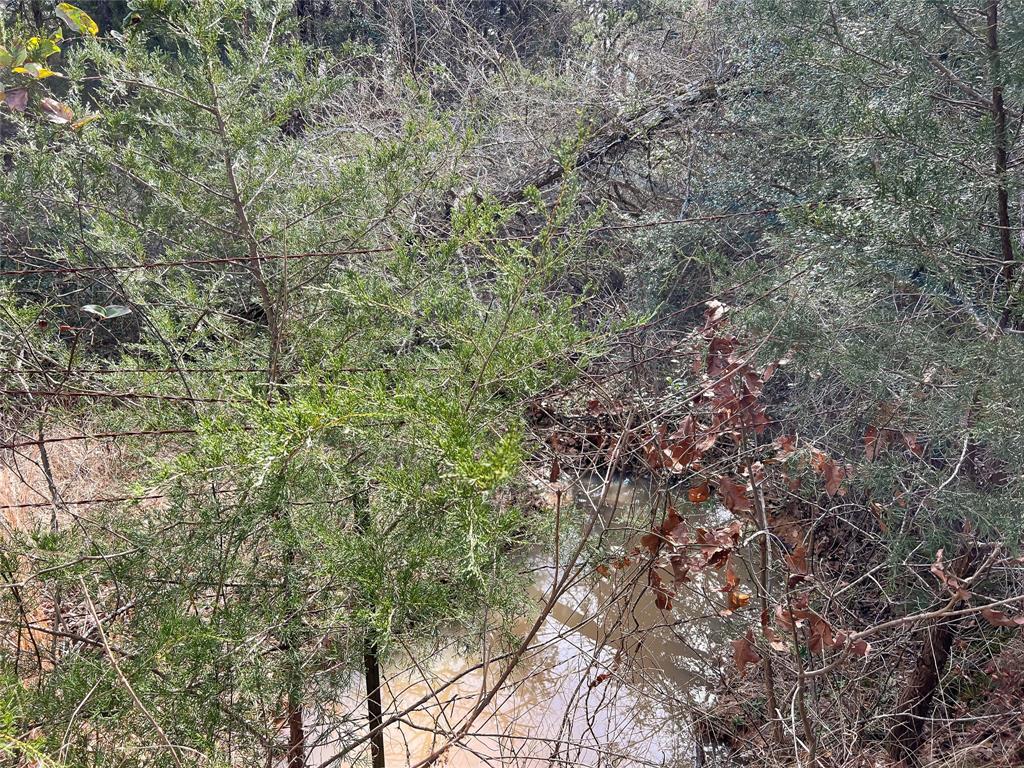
left=732, top=629, right=762, bottom=675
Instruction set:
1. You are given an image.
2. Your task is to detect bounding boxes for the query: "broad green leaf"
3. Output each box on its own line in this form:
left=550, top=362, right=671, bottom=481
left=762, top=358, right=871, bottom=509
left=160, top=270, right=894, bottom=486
left=12, top=46, right=27, bottom=67
left=0, top=47, right=11, bottom=69
left=56, top=3, right=99, bottom=36
left=2, top=89, right=28, bottom=112
left=39, top=97, right=74, bottom=125
left=27, top=36, right=61, bottom=60
left=81, top=304, right=131, bottom=320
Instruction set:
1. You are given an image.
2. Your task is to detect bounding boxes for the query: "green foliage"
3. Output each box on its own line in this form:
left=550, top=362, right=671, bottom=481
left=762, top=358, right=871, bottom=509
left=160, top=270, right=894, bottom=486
left=0, top=2, right=600, bottom=764
left=674, top=0, right=1024, bottom=546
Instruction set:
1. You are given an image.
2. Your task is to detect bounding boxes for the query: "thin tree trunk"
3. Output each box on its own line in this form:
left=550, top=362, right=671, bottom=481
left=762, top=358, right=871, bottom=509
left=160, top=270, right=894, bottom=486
left=284, top=541, right=305, bottom=768
left=287, top=690, right=306, bottom=768
left=743, top=430, right=782, bottom=746
left=355, top=489, right=386, bottom=768
left=986, top=0, right=1015, bottom=328
left=885, top=11, right=1016, bottom=757
left=364, top=638, right=386, bottom=768
left=886, top=8, right=1013, bottom=759
left=208, top=74, right=304, bottom=768
left=887, top=622, right=955, bottom=767
left=886, top=545, right=979, bottom=766
left=295, top=0, right=314, bottom=44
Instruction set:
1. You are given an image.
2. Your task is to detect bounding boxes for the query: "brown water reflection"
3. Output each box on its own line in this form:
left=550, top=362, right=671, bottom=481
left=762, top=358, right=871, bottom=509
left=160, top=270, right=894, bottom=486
left=309, top=476, right=732, bottom=768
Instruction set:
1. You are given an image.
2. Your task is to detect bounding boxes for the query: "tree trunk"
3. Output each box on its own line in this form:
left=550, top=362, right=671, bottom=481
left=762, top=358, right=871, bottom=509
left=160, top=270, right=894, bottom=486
left=29, top=0, right=44, bottom=27
left=295, top=0, right=315, bottom=44
left=986, top=0, right=1015, bottom=328
left=886, top=545, right=979, bottom=766
left=355, top=488, right=386, bottom=768
left=287, top=691, right=306, bottom=768
left=364, top=638, right=386, bottom=768
left=886, top=620, right=955, bottom=766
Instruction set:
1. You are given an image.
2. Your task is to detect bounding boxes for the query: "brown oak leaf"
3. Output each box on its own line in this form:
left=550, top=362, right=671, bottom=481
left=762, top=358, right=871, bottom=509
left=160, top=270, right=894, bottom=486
left=732, top=629, right=762, bottom=675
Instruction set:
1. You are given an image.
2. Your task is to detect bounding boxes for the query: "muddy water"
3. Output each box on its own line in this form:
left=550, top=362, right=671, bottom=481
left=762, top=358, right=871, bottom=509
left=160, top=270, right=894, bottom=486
left=308, top=477, right=731, bottom=768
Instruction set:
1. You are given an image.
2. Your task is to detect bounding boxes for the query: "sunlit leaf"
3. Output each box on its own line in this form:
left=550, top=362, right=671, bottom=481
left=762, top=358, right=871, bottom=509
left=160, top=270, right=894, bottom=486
left=662, top=506, right=686, bottom=543
left=834, top=630, right=870, bottom=657
left=726, top=590, right=751, bottom=612
left=785, top=546, right=808, bottom=573
left=13, top=62, right=58, bottom=79
left=0, top=46, right=11, bottom=69
left=27, top=35, right=61, bottom=60
left=807, top=613, right=836, bottom=653
left=901, top=432, right=924, bottom=457
left=863, top=425, right=882, bottom=461
left=39, top=97, right=74, bottom=124
left=670, top=554, right=691, bottom=583
left=717, top=475, right=752, bottom=513
left=56, top=3, right=99, bottom=36
left=81, top=304, right=131, bottom=320
left=774, top=433, right=797, bottom=456
left=775, top=594, right=813, bottom=634
left=704, top=299, right=728, bottom=326
left=649, top=570, right=672, bottom=611
left=660, top=417, right=702, bottom=472
left=762, top=622, right=789, bottom=652
left=811, top=449, right=848, bottom=497
left=71, top=113, right=101, bottom=131
left=723, top=560, right=739, bottom=592
left=640, top=531, right=660, bottom=555
left=587, top=672, right=611, bottom=689
left=695, top=522, right=742, bottom=568
left=930, top=548, right=971, bottom=600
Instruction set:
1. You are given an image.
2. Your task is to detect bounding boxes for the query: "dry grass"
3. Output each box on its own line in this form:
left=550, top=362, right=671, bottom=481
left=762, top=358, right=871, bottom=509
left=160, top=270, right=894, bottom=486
left=1, top=434, right=129, bottom=531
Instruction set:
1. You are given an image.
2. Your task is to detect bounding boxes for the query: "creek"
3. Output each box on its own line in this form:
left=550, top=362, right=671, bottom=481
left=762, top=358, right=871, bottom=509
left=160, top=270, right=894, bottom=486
left=308, top=475, right=732, bottom=767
